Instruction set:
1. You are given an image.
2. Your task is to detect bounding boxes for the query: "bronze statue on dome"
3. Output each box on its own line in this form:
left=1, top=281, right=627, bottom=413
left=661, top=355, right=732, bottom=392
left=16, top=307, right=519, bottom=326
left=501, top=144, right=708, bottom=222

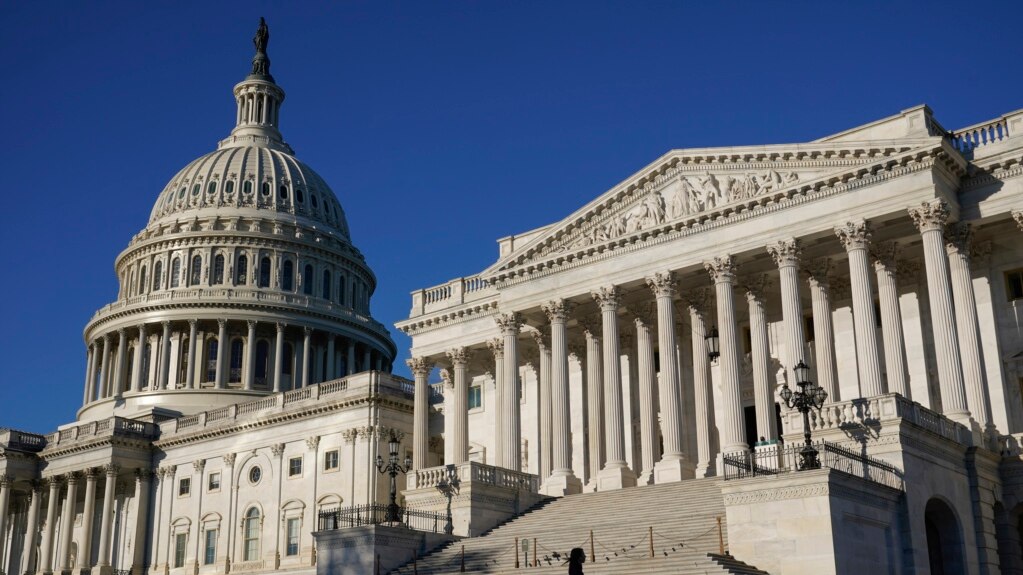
left=250, top=17, right=272, bottom=78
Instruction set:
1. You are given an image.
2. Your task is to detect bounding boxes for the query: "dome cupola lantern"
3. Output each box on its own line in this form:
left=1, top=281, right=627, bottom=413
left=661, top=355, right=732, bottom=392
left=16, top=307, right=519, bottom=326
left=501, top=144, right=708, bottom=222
left=222, top=17, right=291, bottom=153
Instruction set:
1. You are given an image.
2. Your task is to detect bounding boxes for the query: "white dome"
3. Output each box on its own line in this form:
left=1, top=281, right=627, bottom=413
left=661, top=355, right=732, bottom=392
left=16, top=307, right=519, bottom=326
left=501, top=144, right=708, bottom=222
left=149, top=146, right=351, bottom=240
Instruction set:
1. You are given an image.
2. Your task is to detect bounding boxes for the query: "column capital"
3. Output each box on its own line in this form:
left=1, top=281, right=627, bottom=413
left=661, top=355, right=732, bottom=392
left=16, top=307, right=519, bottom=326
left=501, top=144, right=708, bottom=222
left=116, top=327, right=126, bottom=337
left=134, top=468, right=154, bottom=482
left=137, top=323, right=146, bottom=335
left=494, top=312, right=522, bottom=335
left=270, top=443, right=285, bottom=458
left=567, top=345, right=584, bottom=361
left=835, top=220, right=872, bottom=250
left=741, top=274, right=771, bottom=303
left=766, top=238, right=801, bottom=267
left=541, top=299, right=575, bottom=322
left=246, top=320, right=257, bottom=330
left=84, top=467, right=101, bottom=479
left=306, top=435, right=321, bottom=451
left=101, top=332, right=111, bottom=343
left=188, top=319, right=198, bottom=328
left=908, top=199, right=950, bottom=233
left=704, top=255, right=737, bottom=283
left=0, top=474, right=14, bottom=488
left=1013, top=210, right=1023, bottom=232
left=529, top=327, right=550, bottom=351
left=65, top=470, right=83, bottom=484
left=406, top=356, right=433, bottom=377
left=303, top=326, right=312, bottom=335
left=439, top=368, right=453, bottom=388
left=581, top=315, right=602, bottom=340
left=944, top=222, right=973, bottom=256
left=46, top=474, right=66, bottom=487
left=192, top=459, right=206, bottom=473
left=275, top=321, right=286, bottom=332
left=486, top=337, right=504, bottom=358
left=103, top=464, right=121, bottom=477
left=632, top=302, right=656, bottom=328
left=446, top=346, right=473, bottom=367
left=223, top=453, right=237, bottom=467
left=871, top=241, right=900, bottom=272
left=161, top=320, right=171, bottom=329
left=591, top=285, right=622, bottom=311
left=645, top=271, right=677, bottom=298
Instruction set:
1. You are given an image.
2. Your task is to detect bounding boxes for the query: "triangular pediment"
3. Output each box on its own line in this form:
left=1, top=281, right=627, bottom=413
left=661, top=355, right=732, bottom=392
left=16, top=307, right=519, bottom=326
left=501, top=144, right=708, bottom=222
left=482, top=138, right=942, bottom=280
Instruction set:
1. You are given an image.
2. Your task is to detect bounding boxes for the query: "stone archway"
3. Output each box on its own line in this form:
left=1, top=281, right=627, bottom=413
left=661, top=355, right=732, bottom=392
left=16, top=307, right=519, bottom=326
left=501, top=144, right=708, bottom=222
left=925, top=498, right=965, bottom=575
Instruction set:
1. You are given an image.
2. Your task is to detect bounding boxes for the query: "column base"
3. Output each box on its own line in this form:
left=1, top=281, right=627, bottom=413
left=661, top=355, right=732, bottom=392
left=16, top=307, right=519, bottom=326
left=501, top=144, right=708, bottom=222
left=91, top=566, right=114, bottom=575
left=541, top=472, right=583, bottom=496
left=637, top=468, right=655, bottom=486
left=653, top=457, right=696, bottom=484
left=596, top=464, right=637, bottom=491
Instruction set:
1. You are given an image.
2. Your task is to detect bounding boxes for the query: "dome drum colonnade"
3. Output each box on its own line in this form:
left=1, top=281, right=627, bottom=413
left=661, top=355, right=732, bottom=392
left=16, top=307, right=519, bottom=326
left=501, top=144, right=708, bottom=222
left=78, top=21, right=396, bottom=421
left=404, top=198, right=997, bottom=495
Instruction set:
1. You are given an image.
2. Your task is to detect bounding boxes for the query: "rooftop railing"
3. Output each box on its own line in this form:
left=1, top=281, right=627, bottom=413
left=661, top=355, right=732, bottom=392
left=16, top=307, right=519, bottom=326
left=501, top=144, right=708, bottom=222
left=0, top=428, right=47, bottom=452
left=947, top=110, right=1023, bottom=154
left=409, top=274, right=496, bottom=317
left=722, top=440, right=903, bottom=491
left=43, top=416, right=159, bottom=449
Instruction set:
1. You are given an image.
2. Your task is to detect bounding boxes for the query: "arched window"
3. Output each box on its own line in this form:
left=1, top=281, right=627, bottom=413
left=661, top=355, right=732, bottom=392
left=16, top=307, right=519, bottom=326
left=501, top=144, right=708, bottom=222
left=207, top=181, right=217, bottom=194
left=171, top=258, right=181, bottom=288
left=282, top=260, right=294, bottom=291
left=296, top=189, right=304, bottom=204
left=205, top=339, right=219, bottom=383
left=261, top=182, right=271, bottom=197
left=255, top=341, right=270, bottom=385
left=258, top=257, right=271, bottom=288
left=225, top=180, right=235, bottom=195
left=303, top=265, right=313, bottom=295
left=279, top=185, right=288, bottom=200
left=236, top=255, right=248, bottom=285
left=152, top=261, right=163, bottom=291
left=190, top=255, right=203, bottom=285
left=243, top=181, right=253, bottom=195
left=322, top=269, right=331, bottom=299
left=338, top=274, right=346, bottom=304
left=192, top=184, right=201, bottom=196
left=229, top=339, right=243, bottom=383
left=311, top=195, right=319, bottom=209
left=139, top=265, right=148, bottom=295
left=213, top=255, right=224, bottom=285
left=243, top=508, right=261, bottom=562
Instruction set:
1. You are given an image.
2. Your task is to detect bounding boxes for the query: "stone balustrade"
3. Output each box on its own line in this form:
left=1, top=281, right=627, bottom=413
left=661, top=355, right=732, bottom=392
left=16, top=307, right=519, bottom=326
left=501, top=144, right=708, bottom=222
left=409, top=274, right=496, bottom=317
left=407, top=461, right=540, bottom=493
left=781, top=392, right=968, bottom=445
left=161, top=371, right=414, bottom=436
left=42, top=416, right=159, bottom=449
left=949, top=110, right=1023, bottom=153
left=0, top=428, right=47, bottom=452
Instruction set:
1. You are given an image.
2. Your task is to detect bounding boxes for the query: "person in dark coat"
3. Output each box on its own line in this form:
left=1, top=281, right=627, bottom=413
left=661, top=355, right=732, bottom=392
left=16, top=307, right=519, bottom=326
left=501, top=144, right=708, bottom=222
left=568, top=547, right=586, bottom=574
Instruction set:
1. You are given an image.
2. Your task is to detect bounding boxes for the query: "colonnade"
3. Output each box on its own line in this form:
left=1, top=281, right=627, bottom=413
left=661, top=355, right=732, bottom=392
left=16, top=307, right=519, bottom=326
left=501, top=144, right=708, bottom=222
left=0, top=465, right=147, bottom=575
left=82, top=319, right=389, bottom=407
left=409, top=200, right=995, bottom=494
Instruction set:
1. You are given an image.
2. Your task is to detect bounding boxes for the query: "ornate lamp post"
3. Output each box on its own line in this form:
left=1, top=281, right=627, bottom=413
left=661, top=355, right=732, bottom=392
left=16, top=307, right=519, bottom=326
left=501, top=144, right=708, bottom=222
left=779, top=360, right=828, bottom=470
left=436, top=465, right=460, bottom=536
left=705, top=326, right=720, bottom=360
left=375, top=433, right=412, bottom=524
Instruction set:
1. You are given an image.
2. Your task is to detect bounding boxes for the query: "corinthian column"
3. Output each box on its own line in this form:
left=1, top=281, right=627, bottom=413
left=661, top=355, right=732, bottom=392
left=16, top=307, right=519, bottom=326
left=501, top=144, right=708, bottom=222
left=946, top=223, right=993, bottom=431
left=21, top=481, right=42, bottom=575
left=273, top=322, right=285, bottom=392
left=407, top=357, right=433, bottom=469
left=301, top=327, right=312, bottom=388
left=97, top=335, right=111, bottom=398
left=686, top=296, right=716, bottom=477
left=216, top=319, right=229, bottom=389
left=0, top=475, right=11, bottom=568
left=646, top=272, right=693, bottom=483
left=591, top=286, right=637, bottom=490
left=487, top=338, right=505, bottom=467
left=909, top=201, right=970, bottom=422
left=446, top=348, right=472, bottom=464
left=871, top=243, right=910, bottom=397
left=805, top=259, right=840, bottom=401
left=186, top=319, right=198, bottom=389
left=95, top=464, right=120, bottom=569
left=131, top=325, right=145, bottom=392
left=83, top=344, right=96, bottom=405
left=530, top=329, right=552, bottom=482
left=541, top=300, right=583, bottom=495
left=158, top=321, right=172, bottom=390
left=835, top=221, right=884, bottom=398
left=631, top=304, right=659, bottom=485
left=57, top=472, right=80, bottom=572
left=80, top=468, right=99, bottom=569
left=582, top=319, right=604, bottom=487
left=39, top=476, right=62, bottom=575
left=113, top=329, right=128, bottom=398
left=744, top=276, right=778, bottom=443
left=705, top=256, right=747, bottom=453
left=244, top=321, right=257, bottom=390
left=768, top=239, right=807, bottom=386
left=495, top=312, right=522, bottom=471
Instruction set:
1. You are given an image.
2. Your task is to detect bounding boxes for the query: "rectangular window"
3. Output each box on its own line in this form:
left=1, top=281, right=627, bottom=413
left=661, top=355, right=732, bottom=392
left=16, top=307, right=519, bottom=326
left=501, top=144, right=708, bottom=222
left=288, top=456, right=303, bottom=477
left=178, top=477, right=191, bottom=497
left=204, top=529, right=217, bottom=565
left=1007, top=269, right=1023, bottom=301
left=208, top=472, right=221, bottom=492
left=174, top=532, right=187, bottom=568
left=468, top=385, right=482, bottom=410
left=286, top=517, right=300, bottom=556
left=323, top=450, right=339, bottom=472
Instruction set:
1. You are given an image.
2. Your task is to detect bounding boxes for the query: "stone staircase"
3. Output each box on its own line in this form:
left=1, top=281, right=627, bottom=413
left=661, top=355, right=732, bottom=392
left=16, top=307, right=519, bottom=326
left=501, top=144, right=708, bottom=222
left=389, top=478, right=769, bottom=574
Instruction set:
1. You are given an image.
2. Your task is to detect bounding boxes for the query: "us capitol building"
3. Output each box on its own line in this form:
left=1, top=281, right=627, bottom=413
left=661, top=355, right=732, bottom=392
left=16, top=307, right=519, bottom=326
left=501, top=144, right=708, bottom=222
left=3, top=20, right=1023, bottom=575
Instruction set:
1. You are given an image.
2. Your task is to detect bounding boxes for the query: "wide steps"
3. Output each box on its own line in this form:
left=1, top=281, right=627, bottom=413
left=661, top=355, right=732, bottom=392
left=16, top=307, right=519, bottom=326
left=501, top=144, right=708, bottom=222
left=389, top=478, right=766, bottom=574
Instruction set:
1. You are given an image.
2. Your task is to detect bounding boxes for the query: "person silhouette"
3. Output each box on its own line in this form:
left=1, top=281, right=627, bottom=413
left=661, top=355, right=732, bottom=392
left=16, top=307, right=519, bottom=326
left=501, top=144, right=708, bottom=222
left=568, top=547, right=586, bottom=574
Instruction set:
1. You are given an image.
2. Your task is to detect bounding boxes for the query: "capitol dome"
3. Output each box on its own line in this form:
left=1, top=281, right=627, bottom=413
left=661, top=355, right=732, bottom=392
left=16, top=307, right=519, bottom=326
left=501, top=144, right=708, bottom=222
left=79, top=20, right=396, bottom=422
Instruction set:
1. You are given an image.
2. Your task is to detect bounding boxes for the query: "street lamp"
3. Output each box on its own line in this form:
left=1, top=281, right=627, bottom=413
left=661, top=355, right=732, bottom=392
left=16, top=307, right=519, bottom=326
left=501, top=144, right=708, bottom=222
left=705, top=326, right=720, bottom=360
left=375, top=433, right=412, bottom=524
left=436, top=465, right=460, bottom=536
left=779, top=360, right=828, bottom=470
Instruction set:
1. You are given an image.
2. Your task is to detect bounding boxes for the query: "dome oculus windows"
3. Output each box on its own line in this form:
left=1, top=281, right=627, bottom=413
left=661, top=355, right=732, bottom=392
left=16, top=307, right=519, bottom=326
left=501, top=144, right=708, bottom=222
left=248, top=466, right=262, bottom=484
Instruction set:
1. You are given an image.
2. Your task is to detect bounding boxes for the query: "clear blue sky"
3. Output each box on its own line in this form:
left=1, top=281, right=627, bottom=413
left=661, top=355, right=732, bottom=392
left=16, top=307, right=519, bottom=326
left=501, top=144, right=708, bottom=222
left=1, top=1, right=1020, bottom=433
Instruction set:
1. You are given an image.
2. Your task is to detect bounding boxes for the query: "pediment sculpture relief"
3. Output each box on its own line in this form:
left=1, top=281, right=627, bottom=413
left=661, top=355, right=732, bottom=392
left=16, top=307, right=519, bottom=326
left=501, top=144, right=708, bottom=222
left=571, top=169, right=800, bottom=249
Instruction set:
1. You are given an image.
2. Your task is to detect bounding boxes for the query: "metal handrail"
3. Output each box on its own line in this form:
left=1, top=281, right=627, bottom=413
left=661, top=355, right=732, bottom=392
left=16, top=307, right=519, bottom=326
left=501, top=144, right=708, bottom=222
left=722, top=440, right=903, bottom=490
left=317, top=504, right=444, bottom=533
